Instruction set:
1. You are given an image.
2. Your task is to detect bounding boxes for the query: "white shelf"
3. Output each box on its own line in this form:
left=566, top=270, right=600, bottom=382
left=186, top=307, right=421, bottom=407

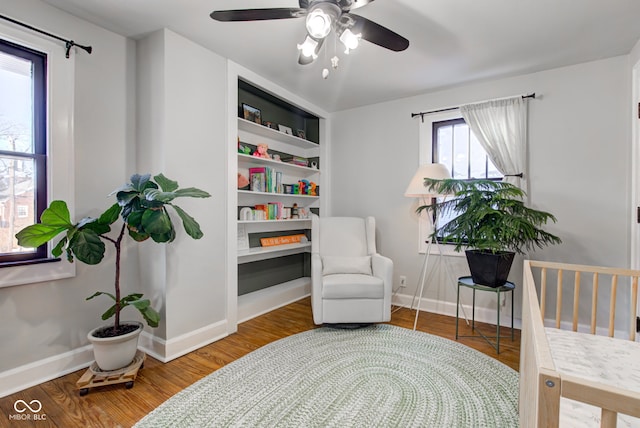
left=238, top=117, right=319, bottom=149
left=238, top=153, right=320, bottom=175
left=238, top=242, right=311, bottom=264
left=237, top=190, right=319, bottom=200
left=238, top=219, right=311, bottom=225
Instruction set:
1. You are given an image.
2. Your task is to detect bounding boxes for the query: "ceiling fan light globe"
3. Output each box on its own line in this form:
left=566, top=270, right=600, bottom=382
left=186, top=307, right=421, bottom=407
left=306, top=9, right=332, bottom=38
left=340, top=28, right=361, bottom=52
left=297, top=35, right=319, bottom=58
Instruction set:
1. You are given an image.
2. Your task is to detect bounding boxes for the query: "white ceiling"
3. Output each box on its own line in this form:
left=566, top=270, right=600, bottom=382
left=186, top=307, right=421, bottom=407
left=41, top=0, right=640, bottom=112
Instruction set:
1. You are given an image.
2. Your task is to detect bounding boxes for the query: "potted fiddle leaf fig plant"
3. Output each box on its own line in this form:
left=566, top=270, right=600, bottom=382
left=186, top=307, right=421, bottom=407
left=417, top=178, right=561, bottom=287
left=16, top=173, right=210, bottom=370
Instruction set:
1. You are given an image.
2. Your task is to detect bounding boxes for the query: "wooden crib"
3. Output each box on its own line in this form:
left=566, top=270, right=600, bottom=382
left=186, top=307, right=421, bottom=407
left=520, top=260, right=640, bottom=428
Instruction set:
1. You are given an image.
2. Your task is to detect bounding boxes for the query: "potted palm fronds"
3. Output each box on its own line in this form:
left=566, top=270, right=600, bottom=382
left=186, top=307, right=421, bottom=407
left=16, top=173, right=210, bottom=370
left=418, top=178, right=561, bottom=287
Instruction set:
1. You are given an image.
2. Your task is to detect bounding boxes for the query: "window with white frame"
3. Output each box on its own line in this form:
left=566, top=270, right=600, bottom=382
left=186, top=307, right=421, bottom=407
left=418, top=111, right=502, bottom=253
left=0, top=21, right=75, bottom=287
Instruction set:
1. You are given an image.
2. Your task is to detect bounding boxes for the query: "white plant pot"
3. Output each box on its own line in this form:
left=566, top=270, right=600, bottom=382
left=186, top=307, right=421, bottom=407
left=88, top=321, right=143, bottom=371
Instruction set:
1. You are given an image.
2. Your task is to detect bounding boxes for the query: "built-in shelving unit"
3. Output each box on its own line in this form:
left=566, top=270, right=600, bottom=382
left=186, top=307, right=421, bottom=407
left=227, top=66, right=327, bottom=326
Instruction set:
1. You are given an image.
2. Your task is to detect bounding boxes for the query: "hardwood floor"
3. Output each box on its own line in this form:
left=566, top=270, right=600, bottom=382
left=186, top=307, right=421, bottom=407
left=0, top=298, right=520, bottom=428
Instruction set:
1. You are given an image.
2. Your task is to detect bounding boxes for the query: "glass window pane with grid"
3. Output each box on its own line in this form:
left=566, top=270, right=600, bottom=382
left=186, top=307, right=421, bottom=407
left=0, top=39, right=47, bottom=263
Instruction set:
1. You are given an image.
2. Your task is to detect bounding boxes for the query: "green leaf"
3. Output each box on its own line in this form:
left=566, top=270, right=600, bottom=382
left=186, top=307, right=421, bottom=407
left=130, top=298, right=160, bottom=328
left=154, top=173, right=179, bottom=193
left=174, top=187, right=211, bottom=198
left=144, top=188, right=176, bottom=203
left=171, top=205, right=204, bottom=239
left=52, top=236, right=67, bottom=258
left=150, top=227, right=175, bottom=243
left=40, top=200, right=73, bottom=227
left=130, top=174, right=152, bottom=192
left=70, top=229, right=106, bottom=265
left=86, top=291, right=116, bottom=301
left=98, top=203, right=122, bottom=225
left=128, top=226, right=150, bottom=242
left=15, top=224, right=68, bottom=248
left=141, top=208, right=172, bottom=235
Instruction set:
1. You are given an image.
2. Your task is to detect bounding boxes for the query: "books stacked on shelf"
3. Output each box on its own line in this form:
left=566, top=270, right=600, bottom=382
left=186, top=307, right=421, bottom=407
left=285, top=156, right=308, bottom=167
left=249, top=167, right=284, bottom=193
left=254, top=202, right=285, bottom=220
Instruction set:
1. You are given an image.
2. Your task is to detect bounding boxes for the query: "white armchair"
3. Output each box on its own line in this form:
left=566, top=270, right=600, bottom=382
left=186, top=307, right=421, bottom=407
left=311, top=215, right=393, bottom=325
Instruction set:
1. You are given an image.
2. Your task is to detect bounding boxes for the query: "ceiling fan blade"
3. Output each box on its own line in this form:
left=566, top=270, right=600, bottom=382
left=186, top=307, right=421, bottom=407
left=211, top=8, right=306, bottom=22
left=338, top=0, right=374, bottom=11
left=348, top=13, right=409, bottom=52
left=298, top=38, right=325, bottom=65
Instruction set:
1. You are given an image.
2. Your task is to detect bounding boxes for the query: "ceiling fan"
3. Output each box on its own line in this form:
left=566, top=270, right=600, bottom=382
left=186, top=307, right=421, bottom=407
left=210, top=0, right=409, bottom=66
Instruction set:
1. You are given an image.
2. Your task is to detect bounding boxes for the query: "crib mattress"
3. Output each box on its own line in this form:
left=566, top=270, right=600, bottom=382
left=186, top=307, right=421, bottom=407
left=545, top=327, right=640, bottom=427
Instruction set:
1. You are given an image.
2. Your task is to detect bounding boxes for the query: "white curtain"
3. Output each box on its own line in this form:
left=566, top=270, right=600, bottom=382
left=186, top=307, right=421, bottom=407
left=460, top=97, right=528, bottom=190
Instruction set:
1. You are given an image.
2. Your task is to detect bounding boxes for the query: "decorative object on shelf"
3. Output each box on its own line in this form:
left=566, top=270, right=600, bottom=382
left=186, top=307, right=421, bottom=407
left=278, top=124, right=293, bottom=135
left=15, top=173, right=211, bottom=370
left=242, top=103, right=261, bottom=124
left=418, top=178, right=561, bottom=287
left=238, top=139, right=251, bottom=155
left=404, top=163, right=457, bottom=330
left=210, top=0, right=409, bottom=73
left=237, top=173, right=250, bottom=190
left=240, top=207, right=253, bottom=221
left=252, top=143, right=271, bottom=159
left=272, top=154, right=281, bottom=162
left=263, top=120, right=278, bottom=130
left=291, top=203, right=299, bottom=219
left=310, top=161, right=318, bottom=169
left=260, top=234, right=308, bottom=247
left=296, top=129, right=306, bottom=139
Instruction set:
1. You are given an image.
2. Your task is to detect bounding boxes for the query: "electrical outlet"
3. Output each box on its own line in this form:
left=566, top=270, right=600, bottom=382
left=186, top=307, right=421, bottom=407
left=399, top=275, right=407, bottom=287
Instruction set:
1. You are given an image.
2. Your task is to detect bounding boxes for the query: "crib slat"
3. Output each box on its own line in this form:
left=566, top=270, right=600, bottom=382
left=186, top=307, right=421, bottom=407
left=540, top=267, right=547, bottom=319
left=631, top=277, right=638, bottom=342
left=572, top=271, right=581, bottom=332
left=556, top=269, right=563, bottom=329
left=591, top=273, right=599, bottom=335
left=608, top=275, right=617, bottom=337
left=601, top=408, right=617, bottom=428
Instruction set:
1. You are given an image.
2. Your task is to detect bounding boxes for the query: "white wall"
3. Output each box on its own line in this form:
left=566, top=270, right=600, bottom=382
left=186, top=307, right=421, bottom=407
left=136, top=29, right=228, bottom=359
left=329, top=55, right=632, bottom=326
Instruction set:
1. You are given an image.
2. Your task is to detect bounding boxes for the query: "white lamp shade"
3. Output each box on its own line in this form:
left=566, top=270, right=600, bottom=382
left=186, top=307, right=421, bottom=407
left=404, top=163, right=451, bottom=197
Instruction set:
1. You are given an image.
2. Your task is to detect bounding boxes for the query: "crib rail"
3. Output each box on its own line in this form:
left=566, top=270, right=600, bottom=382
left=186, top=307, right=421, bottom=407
left=521, top=260, right=640, bottom=428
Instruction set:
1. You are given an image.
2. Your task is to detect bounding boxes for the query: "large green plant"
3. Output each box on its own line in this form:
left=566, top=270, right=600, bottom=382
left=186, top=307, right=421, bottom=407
left=16, top=173, right=211, bottom=335
left=417, top=178, right=561, bottom=254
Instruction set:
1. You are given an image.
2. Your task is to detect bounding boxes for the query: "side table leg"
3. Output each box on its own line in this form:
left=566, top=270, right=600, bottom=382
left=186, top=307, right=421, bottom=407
left=496, top=289, right=501, bottom=354
left=511, top=288, right=514, bottom=341
left=455, top=283, right=460, bottom=339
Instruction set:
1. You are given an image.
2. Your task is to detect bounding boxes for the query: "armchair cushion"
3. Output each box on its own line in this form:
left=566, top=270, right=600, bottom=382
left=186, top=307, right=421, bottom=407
left=322, top=255, right=372, bottom=276
left=321, top=274, right=384, bottom=299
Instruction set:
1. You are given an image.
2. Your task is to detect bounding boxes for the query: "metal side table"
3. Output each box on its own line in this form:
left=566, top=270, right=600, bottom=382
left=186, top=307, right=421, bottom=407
left=455, top=276, right=515, bottom=354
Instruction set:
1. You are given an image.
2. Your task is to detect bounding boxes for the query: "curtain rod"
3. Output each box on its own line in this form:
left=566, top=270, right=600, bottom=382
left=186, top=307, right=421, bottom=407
left=411, top=93, right=536, bottom=120
left=0, top=14, right=92, bottom=58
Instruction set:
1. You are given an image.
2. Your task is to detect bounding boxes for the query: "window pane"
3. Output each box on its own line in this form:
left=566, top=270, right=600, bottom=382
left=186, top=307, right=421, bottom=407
left=0, top=50, right=34, bottom=154
left=0, top=155, right=36, bottom=255
left=452, top=123, right=469, bottom=179
left=487, top=157, right=501, bottom=178
left=436, top=125, right=453, bottom=173
left=469, top=131, right=486, bottom=178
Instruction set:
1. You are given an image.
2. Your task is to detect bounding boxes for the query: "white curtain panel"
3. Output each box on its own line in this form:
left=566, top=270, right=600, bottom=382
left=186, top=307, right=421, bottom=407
left=460, top=97, right=528, bottom=190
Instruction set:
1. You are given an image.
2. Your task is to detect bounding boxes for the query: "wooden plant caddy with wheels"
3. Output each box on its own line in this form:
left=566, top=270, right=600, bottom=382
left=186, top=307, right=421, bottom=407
left=76, top=350, right=146, bottom=396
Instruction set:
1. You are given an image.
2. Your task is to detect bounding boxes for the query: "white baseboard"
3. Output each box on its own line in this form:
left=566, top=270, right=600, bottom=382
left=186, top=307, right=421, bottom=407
left=138, top=319, right=230, bottom=363
left=0, top=345, right=94, bottom=398
left=238, top=277, right=311, bottom=323
left=392, top=292, right=522, bottom=330
left=1, top=319, right=231, bottom=398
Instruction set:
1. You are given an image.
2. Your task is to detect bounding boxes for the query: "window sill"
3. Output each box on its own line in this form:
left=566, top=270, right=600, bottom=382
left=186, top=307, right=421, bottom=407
left=0, top=258, right=75, bottom=289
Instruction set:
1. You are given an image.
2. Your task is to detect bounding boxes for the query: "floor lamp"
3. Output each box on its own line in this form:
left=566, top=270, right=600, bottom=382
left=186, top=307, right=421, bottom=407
left=404, top=163, right=468, bottom=330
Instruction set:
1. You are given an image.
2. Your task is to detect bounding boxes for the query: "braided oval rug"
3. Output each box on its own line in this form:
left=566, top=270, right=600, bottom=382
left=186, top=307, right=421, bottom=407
left=135, top=325, right=518, bottom=427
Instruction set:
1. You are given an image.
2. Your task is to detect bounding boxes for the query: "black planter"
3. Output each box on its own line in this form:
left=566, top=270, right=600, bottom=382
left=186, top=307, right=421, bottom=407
left=465, top=249, right=515, bottom=287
